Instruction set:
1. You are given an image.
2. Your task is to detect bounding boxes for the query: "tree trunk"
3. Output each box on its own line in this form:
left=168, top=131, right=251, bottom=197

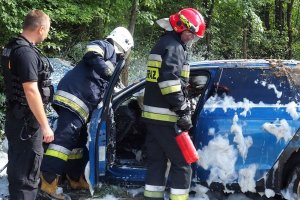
left=242, top=19, right=249, bottom=59
left=275, top=0, right=284, bottom=34
left=261, top=3, right=271, bottom=30
left=128, top=0, right=139, bottom=36
left=243, top=26, right=248, bottom=59
left=121, top=0, right=139, bottom=86
left=286, top=0, right=294, bottom=59
left=202, top=0, right=215, bottom=60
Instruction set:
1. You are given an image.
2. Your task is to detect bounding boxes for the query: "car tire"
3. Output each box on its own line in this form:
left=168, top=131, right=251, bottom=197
left=286, top=164, right=300, bottom=199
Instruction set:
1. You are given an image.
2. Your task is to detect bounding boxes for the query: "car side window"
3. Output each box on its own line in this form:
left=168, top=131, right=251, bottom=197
left=189, top=74, right=209, bottom=112
left=217, top=68, right=297, bottom=104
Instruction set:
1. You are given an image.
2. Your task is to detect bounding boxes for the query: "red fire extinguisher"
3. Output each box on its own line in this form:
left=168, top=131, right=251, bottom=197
left=175, top=126, right=199, bottom=164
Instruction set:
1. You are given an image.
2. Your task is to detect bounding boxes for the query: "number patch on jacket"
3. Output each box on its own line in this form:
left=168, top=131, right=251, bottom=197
left=146, top=67, right=159, bottom=82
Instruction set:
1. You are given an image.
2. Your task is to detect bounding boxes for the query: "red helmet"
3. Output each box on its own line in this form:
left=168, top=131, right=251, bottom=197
left=169, top=8, right=206, bottom=38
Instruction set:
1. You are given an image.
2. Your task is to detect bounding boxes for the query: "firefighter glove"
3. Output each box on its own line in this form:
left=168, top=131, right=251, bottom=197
left=177, top=114, right=193, bottom=131
left=105, top=60, right=115, bottom=75
left=174, top=103, right=191, bottom=116
left=102, top=60, right=115, bottom=80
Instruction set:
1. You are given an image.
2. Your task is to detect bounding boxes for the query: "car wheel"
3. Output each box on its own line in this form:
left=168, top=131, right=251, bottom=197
left=287, top=164, right=300, bottom=198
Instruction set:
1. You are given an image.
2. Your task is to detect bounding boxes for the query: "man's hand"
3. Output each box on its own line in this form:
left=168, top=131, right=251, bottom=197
left=177, top=114, right=193, bottom=131
left=103, top=60, right=115, bottom=79
left=23, top=82, right=55, bottom=143
left=41, top=126, right=54, bottom=143
left=175, top=106, right=193, bottom=131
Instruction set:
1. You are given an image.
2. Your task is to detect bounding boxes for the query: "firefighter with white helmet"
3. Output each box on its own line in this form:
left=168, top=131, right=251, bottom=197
left=142, top=8, right=205, bottom=200
left=107, top=26, right=134, bottom=54
left=39, top=27, right=133, bottom=200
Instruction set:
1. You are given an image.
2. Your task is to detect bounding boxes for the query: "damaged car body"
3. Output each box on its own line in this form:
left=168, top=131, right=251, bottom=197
left=51, top=59, right=300, bottom=197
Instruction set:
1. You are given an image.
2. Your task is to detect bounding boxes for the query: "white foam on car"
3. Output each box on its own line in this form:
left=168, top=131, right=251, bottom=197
left=204, top=94, right=299, bottom=144
left=267, top=84, right=282, bottom=98
left=265, top=188, right=275, bottom=198
left=204, top=95, right=255, bottom=117
left=231, top=114, right=253, bottom=161
left=205, top=94, right=300, bottom=120
left=286, top=101, right=300, bottom=120
left=190, top=184, right=210, bottom=200
left=197, top=135, right=238, bottom=186
left=238, top=164, right=257, bottom=193
left=208, top=128, right=215, bottom=136
left=262, top=119, right=292, bottom=142
left=281, top=174, right=298, bottom=200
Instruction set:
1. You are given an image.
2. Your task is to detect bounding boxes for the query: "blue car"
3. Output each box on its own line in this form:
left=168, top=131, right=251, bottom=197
left=51, top=59, right=300, bottom=198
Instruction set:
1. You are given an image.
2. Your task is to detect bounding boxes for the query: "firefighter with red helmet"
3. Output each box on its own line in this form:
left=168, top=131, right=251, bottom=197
left=142, top=8, right=206, bottom=200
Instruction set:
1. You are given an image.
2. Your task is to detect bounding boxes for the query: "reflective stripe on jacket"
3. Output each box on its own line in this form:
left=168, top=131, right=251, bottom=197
left=142, top=31, right=190, bottom=125
left=53, top=90, right=89, bottom=123
left=52, top=40, right=115, bottom=123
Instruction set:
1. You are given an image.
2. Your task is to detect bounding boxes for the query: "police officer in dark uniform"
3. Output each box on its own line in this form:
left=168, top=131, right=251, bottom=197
left=0, top=10, right=54, bottom=200
left=142, top=8, right=206, bottom=200
left=39, top=27, right=134, bottom=200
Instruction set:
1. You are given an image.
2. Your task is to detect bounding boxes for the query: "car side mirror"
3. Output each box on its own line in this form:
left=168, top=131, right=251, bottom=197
left=209, top=83, right=230, bottom=97
left=216, top=84, right=230, bottom=95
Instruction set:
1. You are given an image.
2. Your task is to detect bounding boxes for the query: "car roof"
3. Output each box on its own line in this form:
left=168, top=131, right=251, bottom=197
left=189, top=59, right=300, bottom=69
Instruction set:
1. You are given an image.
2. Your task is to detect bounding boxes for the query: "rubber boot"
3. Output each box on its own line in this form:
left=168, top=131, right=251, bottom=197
left=39, top=173, right=71, bottom=200
left=66, top=174, right=89, bottom=190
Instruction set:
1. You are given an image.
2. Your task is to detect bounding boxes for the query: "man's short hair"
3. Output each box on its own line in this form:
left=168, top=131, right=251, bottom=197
left=23, top=10, right=49, bottom=30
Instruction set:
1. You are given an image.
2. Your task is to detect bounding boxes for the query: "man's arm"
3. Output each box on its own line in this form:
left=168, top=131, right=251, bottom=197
left=158, top=46, right=187, bottom=111
left=83, top=41, right=117, bottom=80
left=23, top=81, right=54, bottom=143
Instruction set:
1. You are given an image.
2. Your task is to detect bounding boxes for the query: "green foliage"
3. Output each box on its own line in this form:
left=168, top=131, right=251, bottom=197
left=1, top=0, right=300, bottom=134
left=65, top=42, right=86, bottom=64
left=1, top=0, right=299, bottom=59
left=0, top=1, right=25, bottom=46
left=293, top=42, right=300, bottom=60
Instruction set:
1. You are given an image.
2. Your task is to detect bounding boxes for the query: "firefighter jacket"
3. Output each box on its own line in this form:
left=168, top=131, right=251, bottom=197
left=142, top=31, right=190, bottom=126
left=1, top=36, right=53, bottom=107
left=53, top=40, right=117, bottom=123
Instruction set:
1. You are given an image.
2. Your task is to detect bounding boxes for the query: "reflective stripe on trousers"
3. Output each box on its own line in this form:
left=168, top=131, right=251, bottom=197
left=41, top=107, right=87, bottom=176
left=144, top=124, right=191, bottom=200
left=144, top=184, right=165, bottom=199
left=170, top=188, right=189, bottom=200
left=45, top=145, right=84, bottom=161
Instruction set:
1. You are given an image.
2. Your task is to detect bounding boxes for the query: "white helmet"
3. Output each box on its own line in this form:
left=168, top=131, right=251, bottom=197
left=106, top=27, right=134, bottom=54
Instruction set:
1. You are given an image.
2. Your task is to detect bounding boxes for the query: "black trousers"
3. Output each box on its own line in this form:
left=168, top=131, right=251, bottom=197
left=144, top=123, right=192, bottom=198
left=5, top=106, right=43, bottom=200
left=41, top=107, right=88, bottom=180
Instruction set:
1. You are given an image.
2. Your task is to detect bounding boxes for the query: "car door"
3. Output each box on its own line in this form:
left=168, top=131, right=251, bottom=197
left=87, top=59, right=125, bottom=191
left=194, top=64, right=300, bottom=187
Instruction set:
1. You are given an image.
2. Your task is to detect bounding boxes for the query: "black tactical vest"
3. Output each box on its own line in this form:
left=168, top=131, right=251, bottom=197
left=1, top=36, right=53, bottom=107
